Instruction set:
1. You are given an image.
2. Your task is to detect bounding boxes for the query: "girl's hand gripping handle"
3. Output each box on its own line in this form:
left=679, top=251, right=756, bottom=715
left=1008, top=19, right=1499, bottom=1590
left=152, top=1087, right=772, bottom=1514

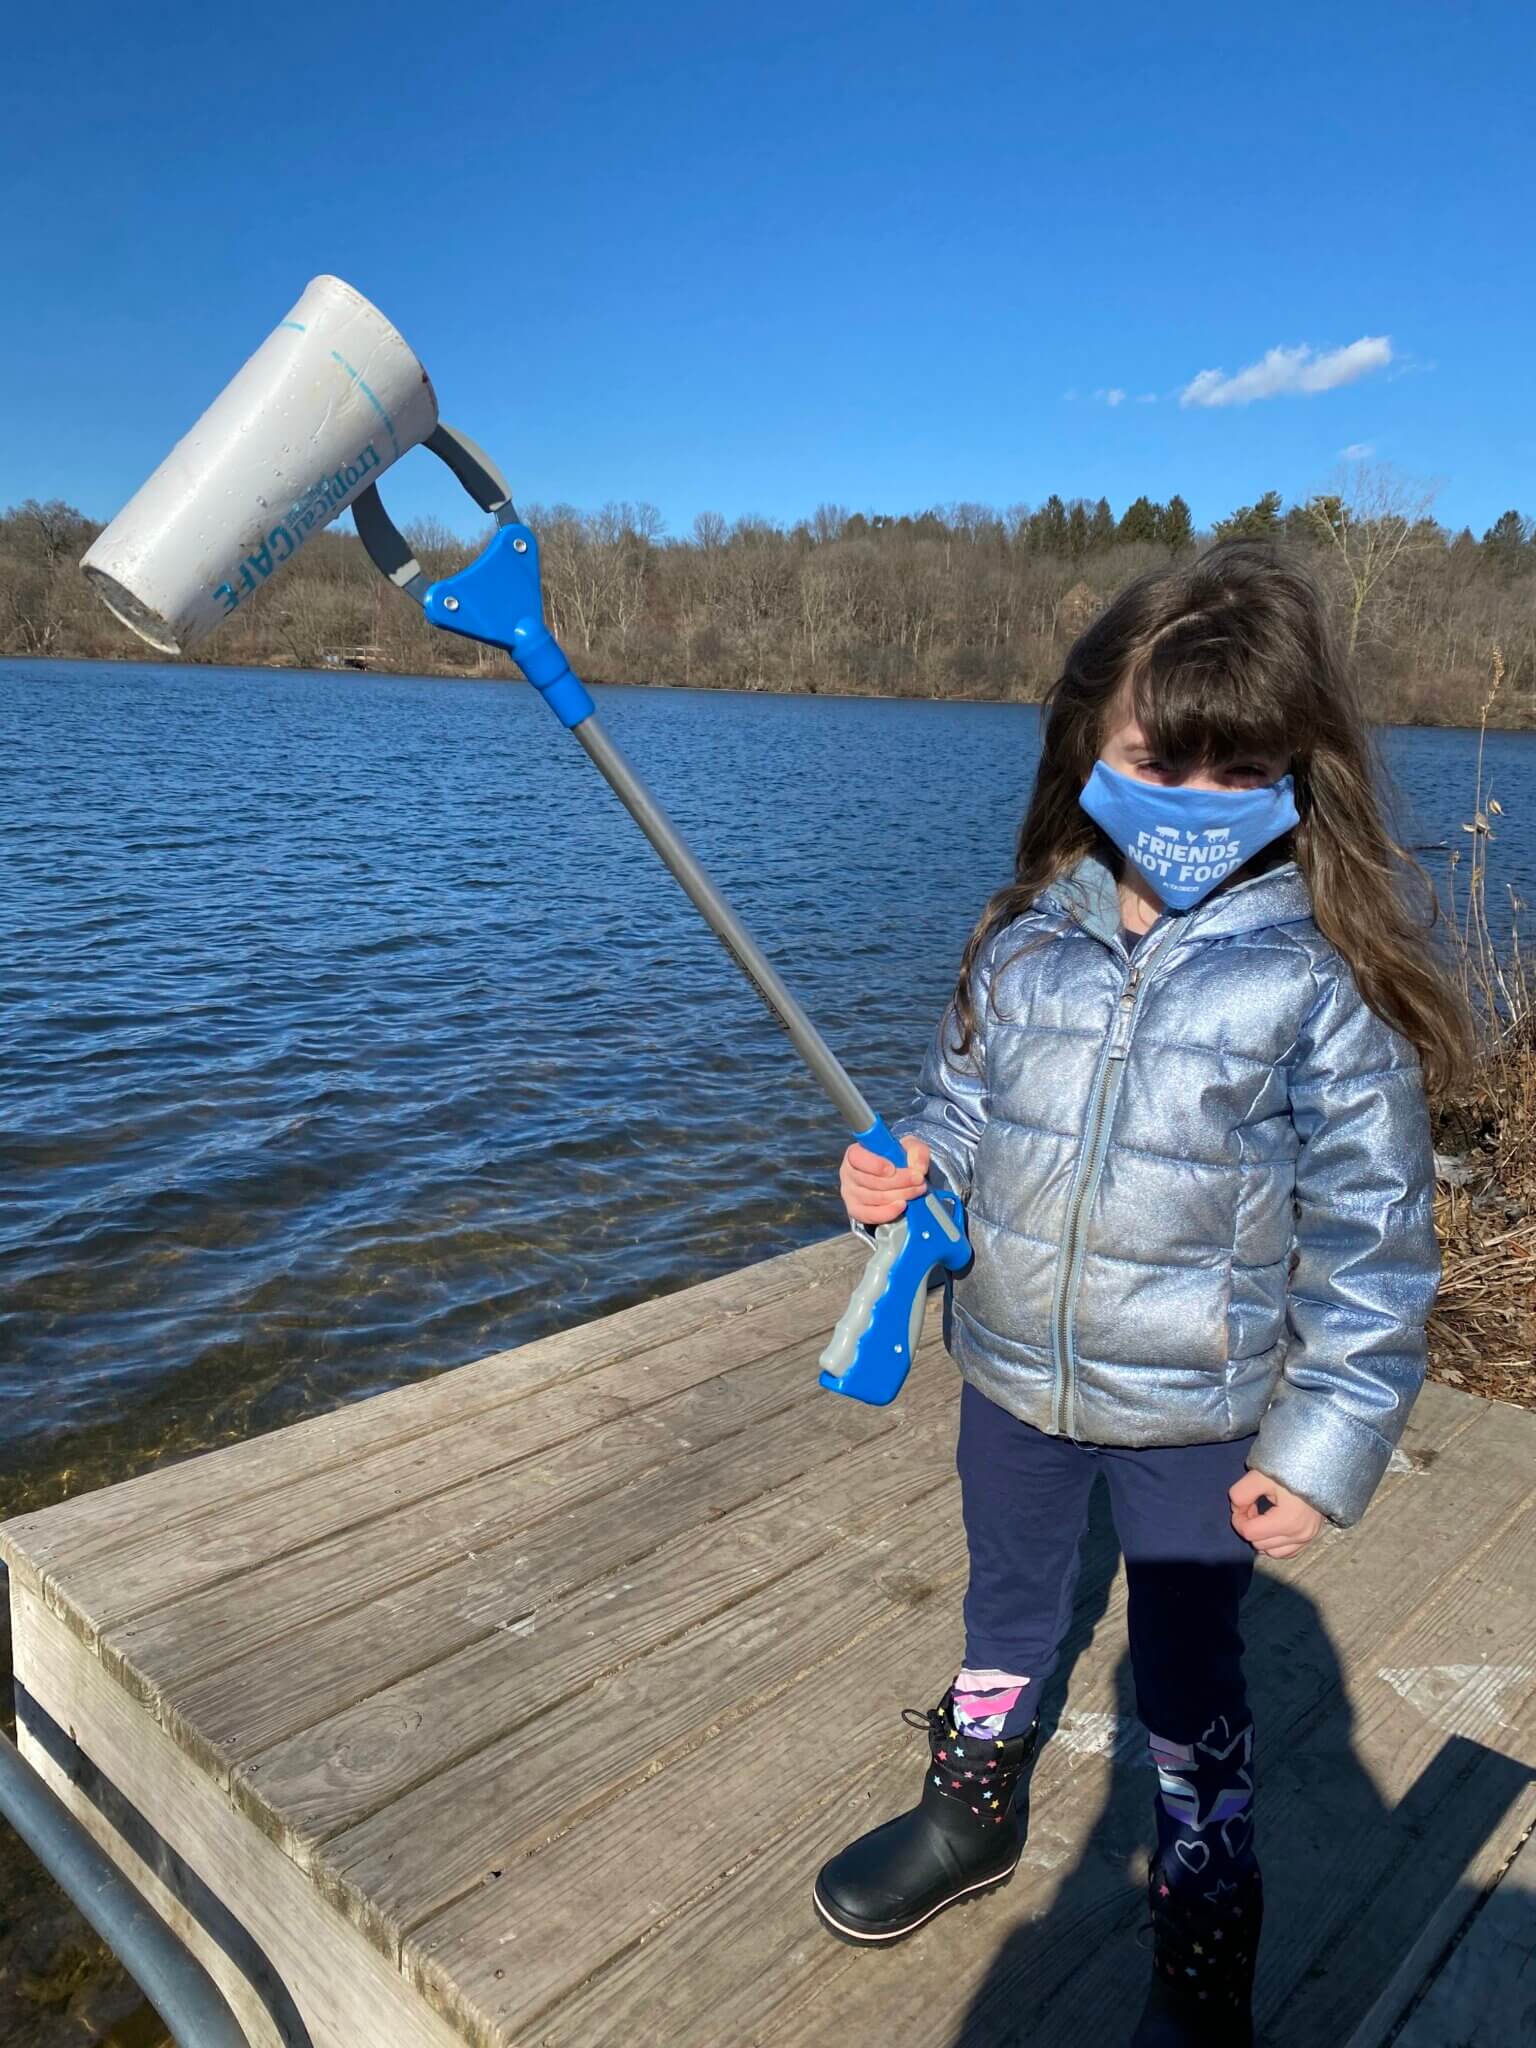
left=819, top=1119, right=971, bottom=1404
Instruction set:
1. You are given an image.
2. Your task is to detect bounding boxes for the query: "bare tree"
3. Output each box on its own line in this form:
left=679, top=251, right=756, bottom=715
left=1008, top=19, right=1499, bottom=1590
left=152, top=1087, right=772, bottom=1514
left=12, top=499, right=90, bottom=568
left=797, top=558, right=836, bottom=677
left=2, top=563, right=61, bottom=652
left=403, top=516, right=472, bottom=580
left=1302, top=460, right=1441, bottom=658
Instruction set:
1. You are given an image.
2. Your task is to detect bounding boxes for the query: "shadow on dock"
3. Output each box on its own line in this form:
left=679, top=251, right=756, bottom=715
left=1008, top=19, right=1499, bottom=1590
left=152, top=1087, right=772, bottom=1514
left=947, top=1485, right=1534, bottom=2046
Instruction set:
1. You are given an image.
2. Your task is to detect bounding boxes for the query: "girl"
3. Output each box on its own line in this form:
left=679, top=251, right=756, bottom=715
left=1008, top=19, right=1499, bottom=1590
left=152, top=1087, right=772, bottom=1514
left=811, top=540, right=1468, bottom=2046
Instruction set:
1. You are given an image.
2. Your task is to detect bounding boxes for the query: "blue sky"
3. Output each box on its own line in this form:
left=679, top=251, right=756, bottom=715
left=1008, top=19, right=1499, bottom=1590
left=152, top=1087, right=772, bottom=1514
left=4, top=1, right=1531, bottom=541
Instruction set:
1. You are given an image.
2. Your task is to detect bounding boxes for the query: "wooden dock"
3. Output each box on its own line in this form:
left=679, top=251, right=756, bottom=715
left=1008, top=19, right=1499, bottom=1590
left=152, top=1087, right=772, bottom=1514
left=3, top=1234, right=1534, bottom=2047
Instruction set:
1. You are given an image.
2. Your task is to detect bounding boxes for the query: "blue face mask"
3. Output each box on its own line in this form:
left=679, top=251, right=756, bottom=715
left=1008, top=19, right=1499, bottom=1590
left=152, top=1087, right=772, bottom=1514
left=1079, top=759, right=1300, bottom=912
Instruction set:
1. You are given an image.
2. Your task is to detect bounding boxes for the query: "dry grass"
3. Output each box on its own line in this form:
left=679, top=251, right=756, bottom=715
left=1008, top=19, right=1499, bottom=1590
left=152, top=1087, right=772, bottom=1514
left=1427, top=650, right=1535, bottom=1406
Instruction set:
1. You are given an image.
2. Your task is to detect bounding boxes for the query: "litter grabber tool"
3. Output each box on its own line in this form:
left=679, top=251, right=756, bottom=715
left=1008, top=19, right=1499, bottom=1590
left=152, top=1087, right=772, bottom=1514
left=80, top=274, right=971, bottom=1405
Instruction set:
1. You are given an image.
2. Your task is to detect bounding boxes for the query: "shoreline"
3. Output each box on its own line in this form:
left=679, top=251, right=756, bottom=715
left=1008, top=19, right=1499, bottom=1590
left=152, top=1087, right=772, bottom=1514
left=7, top=650, right=1536, bottom=735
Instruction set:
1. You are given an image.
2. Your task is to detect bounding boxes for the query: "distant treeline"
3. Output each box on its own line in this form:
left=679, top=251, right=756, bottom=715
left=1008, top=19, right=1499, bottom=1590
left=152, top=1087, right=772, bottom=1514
left=3, top=476, right=1533, bottom=728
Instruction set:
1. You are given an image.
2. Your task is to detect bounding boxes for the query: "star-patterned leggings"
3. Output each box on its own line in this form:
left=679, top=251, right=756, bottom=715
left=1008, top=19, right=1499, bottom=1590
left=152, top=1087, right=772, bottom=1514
left=953, top=1378, right=1259, bottom=1893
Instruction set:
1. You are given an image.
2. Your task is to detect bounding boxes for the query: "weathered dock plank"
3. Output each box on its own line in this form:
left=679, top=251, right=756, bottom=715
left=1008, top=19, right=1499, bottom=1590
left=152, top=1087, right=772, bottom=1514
left=99, top=1297, right=863, bottom=1684
left=237, top=1398, right=956, bottom=1853
left=4, top=1238, right=1533, bottom=2048
left=156, top=1343, right=889, bottom=1774
left=1388, top=1820, right=1536, bottom=2046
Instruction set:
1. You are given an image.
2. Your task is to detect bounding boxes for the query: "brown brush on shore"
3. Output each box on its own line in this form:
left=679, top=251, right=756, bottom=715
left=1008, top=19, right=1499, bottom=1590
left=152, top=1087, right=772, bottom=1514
left=1427, top=649, right=1535, bottom=1405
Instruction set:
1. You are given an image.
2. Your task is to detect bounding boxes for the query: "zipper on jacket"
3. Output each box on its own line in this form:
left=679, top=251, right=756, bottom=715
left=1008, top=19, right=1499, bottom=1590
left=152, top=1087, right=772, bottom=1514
left=1106, top=958, right=1144, bottom=1059
left=1050, top=933, right=1172, bottom=1436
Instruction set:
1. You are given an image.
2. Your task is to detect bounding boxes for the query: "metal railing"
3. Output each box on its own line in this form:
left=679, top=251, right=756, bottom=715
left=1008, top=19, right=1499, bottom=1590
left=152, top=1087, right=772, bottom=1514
left=0, top=1728, right=250, bottom=2048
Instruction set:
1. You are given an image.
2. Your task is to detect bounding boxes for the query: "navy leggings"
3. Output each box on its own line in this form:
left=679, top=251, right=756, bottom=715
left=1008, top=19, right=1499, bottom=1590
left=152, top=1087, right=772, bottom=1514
left=955, top=1377, right=1257, bottom=1750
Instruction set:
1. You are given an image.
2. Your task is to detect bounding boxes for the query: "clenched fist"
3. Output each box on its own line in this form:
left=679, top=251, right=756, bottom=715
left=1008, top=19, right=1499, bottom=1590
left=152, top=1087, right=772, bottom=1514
left=1229, top=1469, right=1327, bottom=1558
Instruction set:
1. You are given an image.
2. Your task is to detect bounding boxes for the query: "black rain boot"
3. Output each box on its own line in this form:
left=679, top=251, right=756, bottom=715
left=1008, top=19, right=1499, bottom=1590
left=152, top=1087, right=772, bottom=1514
left=812, top=1687, right=1040, bottom=1945
left=1130, top=1854, right=1262, bottom=2047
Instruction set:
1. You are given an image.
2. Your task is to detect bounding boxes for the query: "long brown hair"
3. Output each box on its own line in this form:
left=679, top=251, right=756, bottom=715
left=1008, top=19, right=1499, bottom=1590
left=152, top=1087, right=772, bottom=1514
left=951, top=539, right=1472, bottom=1095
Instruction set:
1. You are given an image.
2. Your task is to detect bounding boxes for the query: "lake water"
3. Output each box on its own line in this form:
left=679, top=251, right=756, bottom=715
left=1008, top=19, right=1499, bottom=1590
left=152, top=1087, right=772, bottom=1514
left=2, top=658, right=1532, bottom=1512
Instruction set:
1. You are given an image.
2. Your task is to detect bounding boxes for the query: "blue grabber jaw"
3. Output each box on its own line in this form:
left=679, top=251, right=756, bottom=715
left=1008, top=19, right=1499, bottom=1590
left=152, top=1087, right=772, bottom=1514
left=349, top=422, right=594, bottom=729
left=424, top=527, right=595, bottom=730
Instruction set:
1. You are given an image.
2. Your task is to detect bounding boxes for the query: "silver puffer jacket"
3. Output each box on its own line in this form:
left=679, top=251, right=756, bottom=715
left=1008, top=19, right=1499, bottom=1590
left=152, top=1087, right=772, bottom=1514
left=892, top=853, right=1439, bottom=1526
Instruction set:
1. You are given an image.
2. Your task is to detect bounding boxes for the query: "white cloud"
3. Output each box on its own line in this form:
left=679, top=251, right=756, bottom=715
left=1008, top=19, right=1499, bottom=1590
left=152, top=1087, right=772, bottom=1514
left=1094, top=387, right=1127, bottom=407
left=1136, top=392, right=1158, bottom=404
left=1180, top=336, right=1393, bottom=408
left=1340, top=442, right=1375, bottom=459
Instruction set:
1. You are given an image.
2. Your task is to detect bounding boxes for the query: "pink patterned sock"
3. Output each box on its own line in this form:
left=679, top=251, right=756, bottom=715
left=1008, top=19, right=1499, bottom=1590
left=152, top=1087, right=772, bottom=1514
left=953, top=1666, right=1032, bottom=1739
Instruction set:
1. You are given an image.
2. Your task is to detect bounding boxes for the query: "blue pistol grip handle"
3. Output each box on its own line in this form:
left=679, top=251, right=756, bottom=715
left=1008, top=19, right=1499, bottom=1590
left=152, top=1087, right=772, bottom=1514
left=818, top=1117, right=971, bottom=1405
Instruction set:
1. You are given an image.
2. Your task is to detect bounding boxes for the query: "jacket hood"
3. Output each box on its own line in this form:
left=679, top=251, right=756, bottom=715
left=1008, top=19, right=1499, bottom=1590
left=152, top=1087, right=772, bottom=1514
left=1038, top=851, right=1315, bottom=945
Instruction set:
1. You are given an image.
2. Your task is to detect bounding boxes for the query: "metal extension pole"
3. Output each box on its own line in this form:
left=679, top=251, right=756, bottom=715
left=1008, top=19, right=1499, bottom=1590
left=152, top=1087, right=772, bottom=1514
left=573, top=714, right=879, bottom=1135
left=352, top=455, right=888, bottom=1146
left=0, top=1731, right=251, bottom=2048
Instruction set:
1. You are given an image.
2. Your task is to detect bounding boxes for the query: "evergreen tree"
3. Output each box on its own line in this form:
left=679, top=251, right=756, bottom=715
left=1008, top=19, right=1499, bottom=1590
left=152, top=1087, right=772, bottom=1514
left=1030, top=494, right=1069, bottom=554
left=1117, top=495, right=1161, bottom=545
left=1213, top=490, right=1283, bottom=541
left=1481, top=509, right=1533, bottom=580
left=1089, top=497, right=1116, bottom=550
left=1448, top=526, right=1479, bottom=579
left=1157, top=495, right=1194, bottom=553
left=1301, top=494, right=1345, bottom=541
left=1283, top=502, right=1320, bottom=548
left=1067, top=500, right=1091, bottom=560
